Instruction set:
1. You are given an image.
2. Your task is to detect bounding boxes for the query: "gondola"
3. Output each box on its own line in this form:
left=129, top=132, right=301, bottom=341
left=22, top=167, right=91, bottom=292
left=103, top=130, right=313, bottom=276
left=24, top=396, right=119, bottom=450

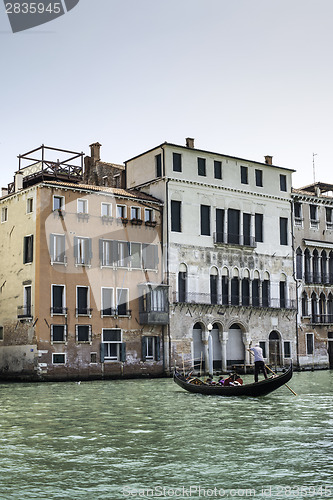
left=173, top=362, right=293, bottom=397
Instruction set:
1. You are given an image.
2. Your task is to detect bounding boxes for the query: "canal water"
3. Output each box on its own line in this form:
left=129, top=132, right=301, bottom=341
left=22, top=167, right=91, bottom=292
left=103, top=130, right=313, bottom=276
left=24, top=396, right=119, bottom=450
left=0, top=371, right=332, bottom=500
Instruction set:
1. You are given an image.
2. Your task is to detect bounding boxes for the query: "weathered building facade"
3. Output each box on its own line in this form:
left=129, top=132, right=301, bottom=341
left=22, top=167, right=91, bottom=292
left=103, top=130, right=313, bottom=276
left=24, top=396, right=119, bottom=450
left=292, top=182, right=333, bottom=369
left=126, top=139, right=297, bottom=374
left=0, top=146, right=167, bottom=380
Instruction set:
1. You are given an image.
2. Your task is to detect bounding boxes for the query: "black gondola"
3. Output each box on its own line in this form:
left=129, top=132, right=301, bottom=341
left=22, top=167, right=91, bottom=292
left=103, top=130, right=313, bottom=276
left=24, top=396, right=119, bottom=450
left=173, top=362, right=293, bottom=397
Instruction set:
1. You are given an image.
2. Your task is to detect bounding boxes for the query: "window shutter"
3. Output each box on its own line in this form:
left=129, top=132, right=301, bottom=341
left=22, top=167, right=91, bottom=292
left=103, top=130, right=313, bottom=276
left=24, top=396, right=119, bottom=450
left=50, top=234, right=55, bottom=261
left=50, top=325, right=54, bottom=342
left=88, top=238, right=93, bottom=261
left=99, top=239, right=103, bottom=262
left=112, top=240, right=118, bottom=265
left=100, top=342, right=105, bottom=363
left=74, top=237, right=78, bottom=259
left=155, top=337, right=161, bottom=361
left=142, top=336, right=147, bottom=361
left=121, top=342, right=126, bottom=362
left=154, top=245, right=159, bottom=269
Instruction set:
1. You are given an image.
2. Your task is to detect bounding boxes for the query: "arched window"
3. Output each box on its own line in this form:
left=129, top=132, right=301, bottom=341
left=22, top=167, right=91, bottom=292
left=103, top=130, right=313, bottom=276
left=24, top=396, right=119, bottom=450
left=279, top=275, right=286, bottom=308
left=221, top=267, right=229, bottom=305
left=242, top=269, right=250, bottom=306
left=329, top=251, right=333, bottom=284
left=313, top=249, right=320, bottom=283
left=178, top=264, right=187, bottom=303
left=252, top=271, right=260, bottom=307
left=231, top=269, right=239, bottom=306
left=262, top=271, right=270, bottom=307
left=210, top=267, right=218, bottom=304
left=296, top=248, right=303, bottom=280
left=321, top=250, right=328, bottom=284
left=319, top=293, right=326, bottom=323
left=311, top=292, right=318, bottom=324
left=305, top=249, right=311, bottom=283
left=328, top=293, right=333, bottom=323
left=301, top=292, right=308, bottom=317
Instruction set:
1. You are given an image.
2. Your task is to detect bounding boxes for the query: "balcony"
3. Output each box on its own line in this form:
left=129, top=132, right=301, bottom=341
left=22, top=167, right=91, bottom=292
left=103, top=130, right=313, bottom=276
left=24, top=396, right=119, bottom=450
left=173, top=292, right=296, bottom=310
left=50, top=307, right=68, bottom=316
left=17, top=305, right=33, bottom=319
left=310, top=314, right=333, bottom=325
left=138, top=284, right=169, bottom=325
left=130, top=218, right=143, bottom=226
left=213, top=233, right=256, bottom=248
left=76, top=308, right=93, bottom=317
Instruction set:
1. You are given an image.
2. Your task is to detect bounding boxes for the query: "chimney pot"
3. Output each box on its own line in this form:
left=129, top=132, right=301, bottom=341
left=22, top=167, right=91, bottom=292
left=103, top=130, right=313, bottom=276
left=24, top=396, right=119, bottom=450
left=186, top=137, right=195, bottom=149
left=15, top=173, right=23, bottom=192
left=1, top=187, right=8, bottom=197
left=265, top=155, right=273, bottom=165
left=90, top=142, right=102, bottom=162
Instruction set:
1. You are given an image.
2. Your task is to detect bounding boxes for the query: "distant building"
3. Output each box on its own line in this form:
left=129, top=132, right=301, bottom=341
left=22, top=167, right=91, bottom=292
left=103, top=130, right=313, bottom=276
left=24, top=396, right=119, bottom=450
left=126, top=138, right=297, bottom=373
left=0, top=145, right=167, bottom=380
left=292, top=182, right=333, bottom=369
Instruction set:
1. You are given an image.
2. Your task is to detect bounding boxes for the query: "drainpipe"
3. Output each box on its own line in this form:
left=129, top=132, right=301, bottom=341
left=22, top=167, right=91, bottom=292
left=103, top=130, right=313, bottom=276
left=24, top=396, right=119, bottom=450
left=163, top=146, right=172, bottom=374
left=290, top=199, right=300, bottom=370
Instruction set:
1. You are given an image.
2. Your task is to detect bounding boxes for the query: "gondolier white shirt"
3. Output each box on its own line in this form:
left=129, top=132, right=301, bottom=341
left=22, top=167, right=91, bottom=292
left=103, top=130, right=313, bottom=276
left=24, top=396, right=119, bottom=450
left=250, top=346, right=264, bottom=362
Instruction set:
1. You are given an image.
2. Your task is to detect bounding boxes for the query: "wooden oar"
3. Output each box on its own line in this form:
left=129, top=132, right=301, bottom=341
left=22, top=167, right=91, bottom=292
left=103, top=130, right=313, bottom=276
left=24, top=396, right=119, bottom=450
left=247, top=349, right=297, bottom=396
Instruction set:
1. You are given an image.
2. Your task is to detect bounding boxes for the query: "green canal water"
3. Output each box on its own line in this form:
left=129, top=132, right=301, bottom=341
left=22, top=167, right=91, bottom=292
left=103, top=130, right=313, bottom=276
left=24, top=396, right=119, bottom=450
left=0, top=371, right=332, bottom=500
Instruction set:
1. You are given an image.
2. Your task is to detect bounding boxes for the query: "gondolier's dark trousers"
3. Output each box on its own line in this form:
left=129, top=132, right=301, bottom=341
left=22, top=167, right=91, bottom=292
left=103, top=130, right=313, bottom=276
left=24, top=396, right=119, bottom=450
left=254, top=361, right=268, bottom=383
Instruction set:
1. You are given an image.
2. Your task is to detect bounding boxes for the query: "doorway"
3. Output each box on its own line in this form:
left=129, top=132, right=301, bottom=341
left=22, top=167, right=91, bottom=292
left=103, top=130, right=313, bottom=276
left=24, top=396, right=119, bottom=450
left=269, top=330, right=281, bottom=367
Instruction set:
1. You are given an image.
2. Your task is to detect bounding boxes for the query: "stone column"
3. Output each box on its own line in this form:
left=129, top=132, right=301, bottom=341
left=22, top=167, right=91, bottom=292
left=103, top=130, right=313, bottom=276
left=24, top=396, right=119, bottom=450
left=203, top=330, right=209, bottom=375
left=243, top=333, right=251, bottom=367
left=221, top=331, right=228, bottom=372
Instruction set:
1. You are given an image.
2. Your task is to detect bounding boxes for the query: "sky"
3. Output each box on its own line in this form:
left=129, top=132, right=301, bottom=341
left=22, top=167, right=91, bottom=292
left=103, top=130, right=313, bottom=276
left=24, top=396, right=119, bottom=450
left=1, top=0, right=333, bottom=190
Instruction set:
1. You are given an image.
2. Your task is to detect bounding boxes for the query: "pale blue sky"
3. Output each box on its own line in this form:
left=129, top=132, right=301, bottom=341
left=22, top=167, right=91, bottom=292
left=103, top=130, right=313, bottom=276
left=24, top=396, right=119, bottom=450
left=1, top=0, right=333, bottom=189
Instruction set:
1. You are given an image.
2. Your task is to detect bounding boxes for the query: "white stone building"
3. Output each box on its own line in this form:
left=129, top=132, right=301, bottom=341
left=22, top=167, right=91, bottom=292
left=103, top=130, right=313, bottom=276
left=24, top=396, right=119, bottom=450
left=126, top=139, right=297, bottom=374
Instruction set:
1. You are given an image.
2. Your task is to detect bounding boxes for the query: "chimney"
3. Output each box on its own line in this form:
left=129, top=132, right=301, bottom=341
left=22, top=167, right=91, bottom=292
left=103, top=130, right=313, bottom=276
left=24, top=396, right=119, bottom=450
left=15, top=172, right=23, bottom=192
left=265, top=155, right=273, bottom=165
left=186, top=137, right=195, bottom=149
left=90, top=142, right=101, bottom=162
left=0, top=187, right=8, bottom=197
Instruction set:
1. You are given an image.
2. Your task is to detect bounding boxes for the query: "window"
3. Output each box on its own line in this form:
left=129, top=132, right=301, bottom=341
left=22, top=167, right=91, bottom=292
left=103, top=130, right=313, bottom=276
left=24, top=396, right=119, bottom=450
left=50, top=234, right=66, bottom=264
left=210, top=273, right=218, bottom=304
left=222, top=275, right=228, bottom=305
left=296, top=248, right=303, bottom=280
left=255, top=169, right=263, bottom=187
left=51, top=285, right=66, bottom=315
left=22, top=286, right=32, bottom=317
left=101, top=329, right=124, bottom=361
left=259, top=341, right=266, bottom=358
left=200, top=205, right=210, bottom=236
left=27, top=198, right=33, bottom=213
left=0, top=326, right=3, bottom=341
left=23, top=235, right=33, bottom=264
left=52, top=353, right=65, bottom=364
left=100, top=239, right=116, bottom=267
left=53, top=196, right=64, bottom=211
left=310, top=204, right=318, bottom=228
left=262, top=279, right=270, bottom=307
left=90, top=353, right=97, bottom=364
left=142, top=336, right=160, bottom=361
left=242, top=279, right=250, bottom=306
left=243, top=213, right=251, bottom=246
left=280, top=175, right=287, bottom=192
left=240, top=166, right=248, bottom=184
left=214, top=161, right=222, bottom=180
left=1, top=207, right=7, bottom=223
left=74, top=237, right=92, bottom=266
left=118, top=241, right=130, bottom=267
left=231, top=277, right=239, bottom=305
left=101, top=288, right=114, bottom=317
left=77, top=199, right=88, bottom=214
left=171, top=200, right=181, bottom=232
left=255, top=214, right=263, bottom=242
left=302, top=292, right=308, bottom=316
left=155, top=154, right=162, bottom=177
left=142, top=244, right=158, bottom=269
left=76, top=325, right=92, bottom=343
left=101, top=203, right=112, bottom=217
left=178, top=270, right=187, bottom=302
left=76, top=286, right=90, bottom=316
left=130, top=207, right=141, bottom=220
left=306, top=333, right=314, bottom=355
left=228, top=209, right=240, bottom=244
left=116, top=205, right=127, bottom=219
left=173, top=153, right=182, bottom=172
left=252, top=279, right=260, bottom=307
left=326, top=207, right=333, bottom=229
left=279, top=217, right=288, bottom=245
left=294, top=202, right=302, bottom=225
left=144, top=208, right=154, bottom=222
left=117, top=288, right=129, bottom=316
left=198, top=158, right=206, bottom=176
left=279, top=281, right=286, bottom=308
left=130, top=242, right=142, bottom=268
left=284, top=341, right=291, bottom=358
left=51, top=325, right=67, bottom=343
left=150, top=288, right=167, bottom=312
left=215, top=209, right=224, bottom=243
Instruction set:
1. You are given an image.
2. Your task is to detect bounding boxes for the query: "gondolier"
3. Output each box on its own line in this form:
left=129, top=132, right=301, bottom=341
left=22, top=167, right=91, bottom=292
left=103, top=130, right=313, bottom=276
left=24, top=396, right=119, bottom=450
left=249, top=343, right=268, bottom=383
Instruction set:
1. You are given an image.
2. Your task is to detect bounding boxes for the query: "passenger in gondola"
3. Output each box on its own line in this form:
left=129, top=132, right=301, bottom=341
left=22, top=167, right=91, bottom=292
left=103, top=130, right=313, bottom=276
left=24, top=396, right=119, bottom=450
left=218, top=376, right=225, bottom=385
left=206, top=376, right=213, bottom=384
left=223, top=374, right=234, bottom=386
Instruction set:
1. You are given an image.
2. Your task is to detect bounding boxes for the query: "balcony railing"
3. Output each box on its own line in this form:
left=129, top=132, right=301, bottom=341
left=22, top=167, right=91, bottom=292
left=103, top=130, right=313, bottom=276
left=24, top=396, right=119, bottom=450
left=213, top=233, right=256, bottom=248
left=76, top=308, right=93, bottom=317
left=101, top=308, right=132, bottom=317
left=305, top=272, right=333, bottom=285
left=50, top=307, right=68, bottom=315
left=311, top=314, right=333, bottom=325
left=173, top=292, right=296, bottom=310
left=17, top=305, right=33, bottom=318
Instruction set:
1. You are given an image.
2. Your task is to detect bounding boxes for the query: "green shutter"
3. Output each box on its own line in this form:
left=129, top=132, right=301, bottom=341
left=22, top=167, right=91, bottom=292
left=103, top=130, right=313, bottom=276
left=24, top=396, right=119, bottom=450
left=155, top=337, right=161, bottom=361
left=121, top=342, right=126, bottom=362
left=142, top=336, right=147, bottom=361
left=100, top=342, right=105, bottom=363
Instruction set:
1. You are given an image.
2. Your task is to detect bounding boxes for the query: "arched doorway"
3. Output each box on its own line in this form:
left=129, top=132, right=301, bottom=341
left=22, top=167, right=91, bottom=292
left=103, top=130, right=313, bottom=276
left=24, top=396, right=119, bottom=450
left=227, top=323, right=244, bottom=367
left=210, top=323, right=222, bottom=371
left=269, top=331, right=281, bottom=367
left=192, top=323, right=204, bottom=371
